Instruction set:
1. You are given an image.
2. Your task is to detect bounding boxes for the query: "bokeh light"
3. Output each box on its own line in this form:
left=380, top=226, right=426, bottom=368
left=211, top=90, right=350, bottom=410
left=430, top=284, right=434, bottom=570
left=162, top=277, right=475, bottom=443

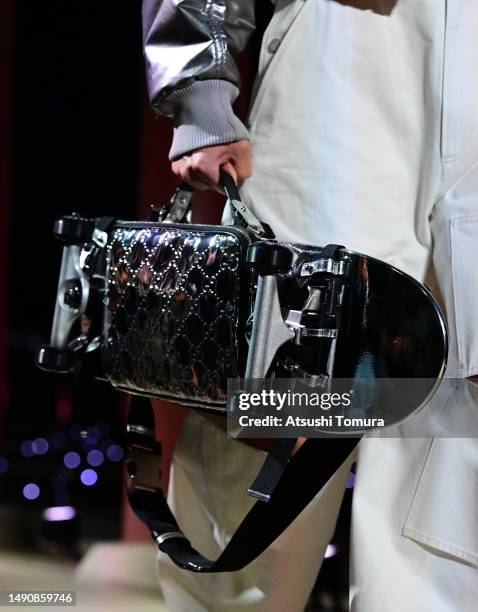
left=63, top=451, right=81, bottom=469
left=87, top=449, right=104, bottom=467
left=80, top=469, right=98, bottom=486
left=23, top=483, right=40, bottom=500
left=42, top=506, right=76, bottom=522
left=20, top=440, right=34, bottom=458
left=32, top=437, right=49, bottom=455
left=106, top=444, right=124, bottom=462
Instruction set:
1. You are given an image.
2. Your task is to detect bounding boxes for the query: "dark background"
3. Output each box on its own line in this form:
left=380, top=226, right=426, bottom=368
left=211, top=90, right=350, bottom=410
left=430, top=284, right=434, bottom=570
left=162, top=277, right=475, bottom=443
left=0, top=2, right=351, bottom=609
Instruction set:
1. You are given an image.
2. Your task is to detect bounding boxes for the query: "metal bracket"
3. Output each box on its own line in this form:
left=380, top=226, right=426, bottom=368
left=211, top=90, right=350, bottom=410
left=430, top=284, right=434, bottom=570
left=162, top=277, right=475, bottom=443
left=51, top=245, right=91, bottom=350
left=151, top=185, right=194, bottom=224
left=285, top=309, right=338, bottom=341
left=229, top=199, right=268, bottom=239
left=277, top=358, right=331, bottom=389
left=245, top=275, right=295, bottom=379
left=300, top=257, right=346, bottom=277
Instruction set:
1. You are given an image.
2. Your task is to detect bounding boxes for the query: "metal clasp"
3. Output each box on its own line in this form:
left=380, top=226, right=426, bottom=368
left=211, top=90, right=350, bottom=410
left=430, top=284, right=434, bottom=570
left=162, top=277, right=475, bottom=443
left=300, top=258, right=346, bottom=277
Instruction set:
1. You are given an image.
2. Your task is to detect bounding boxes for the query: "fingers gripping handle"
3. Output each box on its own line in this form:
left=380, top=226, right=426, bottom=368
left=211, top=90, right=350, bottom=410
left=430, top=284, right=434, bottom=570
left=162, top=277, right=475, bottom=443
left=163, top=169, right=274, bottom=239
left=219, top=167, right=241, bottom=201
left=219, top=168, right=274, bottom=238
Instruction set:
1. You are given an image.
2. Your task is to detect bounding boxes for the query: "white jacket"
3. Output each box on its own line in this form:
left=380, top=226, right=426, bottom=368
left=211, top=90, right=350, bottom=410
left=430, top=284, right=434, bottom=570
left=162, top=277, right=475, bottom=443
left=234, top=0, right=478, bottom=608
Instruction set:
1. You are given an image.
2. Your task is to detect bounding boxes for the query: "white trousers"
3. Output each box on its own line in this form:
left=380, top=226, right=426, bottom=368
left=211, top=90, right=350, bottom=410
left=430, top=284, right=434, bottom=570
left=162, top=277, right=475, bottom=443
left=158, top=1, right=478, bottom=609
left=157, top=412, right=355, bottom=612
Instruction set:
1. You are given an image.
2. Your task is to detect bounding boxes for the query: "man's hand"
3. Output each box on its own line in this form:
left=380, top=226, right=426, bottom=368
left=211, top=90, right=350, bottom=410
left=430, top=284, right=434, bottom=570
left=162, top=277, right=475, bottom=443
left=171, top=140, right=252, bottom=192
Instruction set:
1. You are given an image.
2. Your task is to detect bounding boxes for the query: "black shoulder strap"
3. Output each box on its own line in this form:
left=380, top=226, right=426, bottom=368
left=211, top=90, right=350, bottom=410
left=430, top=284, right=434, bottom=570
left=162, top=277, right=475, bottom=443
left=126, top=396, right=359, bottom=573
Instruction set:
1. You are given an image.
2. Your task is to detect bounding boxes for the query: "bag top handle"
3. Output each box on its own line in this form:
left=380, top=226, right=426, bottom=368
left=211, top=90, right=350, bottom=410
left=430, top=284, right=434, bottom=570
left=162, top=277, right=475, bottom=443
left=152, top=168, right=275, bottom=239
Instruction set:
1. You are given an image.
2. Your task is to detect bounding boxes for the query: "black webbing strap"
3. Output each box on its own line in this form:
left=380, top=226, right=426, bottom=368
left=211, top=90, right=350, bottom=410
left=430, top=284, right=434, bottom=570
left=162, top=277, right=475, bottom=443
left=245, top=243, right=347, bottom=504
left=126, top=395, right=359, bottom=573
left=247, top=438, right=297, bottom=502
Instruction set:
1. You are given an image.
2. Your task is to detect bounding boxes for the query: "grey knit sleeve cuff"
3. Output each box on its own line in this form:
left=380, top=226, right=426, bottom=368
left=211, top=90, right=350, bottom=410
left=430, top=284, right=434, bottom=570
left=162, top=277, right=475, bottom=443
left=165, top=80, right=250, bottom=161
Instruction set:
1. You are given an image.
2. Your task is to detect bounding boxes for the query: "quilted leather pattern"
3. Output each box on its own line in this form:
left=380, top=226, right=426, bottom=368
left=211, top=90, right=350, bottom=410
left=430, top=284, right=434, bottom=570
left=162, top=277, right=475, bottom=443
left=103, top=224, right=249, bottom=406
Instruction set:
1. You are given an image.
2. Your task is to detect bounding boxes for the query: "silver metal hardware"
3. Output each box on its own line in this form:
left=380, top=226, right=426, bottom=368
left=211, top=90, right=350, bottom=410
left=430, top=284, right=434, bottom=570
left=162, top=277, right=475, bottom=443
left=51, top=245, right=90, bottom=349
left=297, top=328, right=338, bottom=338
left=85, top=335, right=102, bottom=353
left=300, top=258, right=346, bottom=277
left=278, top=358, right=330, bottom=389
left=165, top=187, right=194, bottom=223
left=284, top=309, right=303, bottom=328
left=126, top=423, right=156, bottom=438
left=67, top=332, right=90, bottom=352
left=229, top=198, right=267, bottom=237
left=92, top=228, right=108, bottom=248
left=245, top=275, right=295, bottom=379
left=154, top=531, right=188, bottom=546
left=285, top=309, right=338, bottom=343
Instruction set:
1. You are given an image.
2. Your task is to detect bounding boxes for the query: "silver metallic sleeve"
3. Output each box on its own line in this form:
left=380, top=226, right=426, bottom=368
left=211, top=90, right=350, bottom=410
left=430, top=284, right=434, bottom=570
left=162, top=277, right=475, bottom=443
left=142, top=0, right=256, bottom=115
left=142, top=0, right=256, bottom=159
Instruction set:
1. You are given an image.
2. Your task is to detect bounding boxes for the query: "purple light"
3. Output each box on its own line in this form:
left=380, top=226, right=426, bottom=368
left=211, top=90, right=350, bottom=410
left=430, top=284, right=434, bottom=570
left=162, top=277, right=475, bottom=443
left=346, top=472, right=356, bottom=489
left=87, top=450, right=104, bottom=467
left=325, top=544, right=338, bottom=559
left=0, top=457, right=9, bottom=474
left=20, top=440, right=34, bottom=458
left=23, top=483, right=40, bottom=500
left=63, top=451, right=81, bottom=469
left=42, top=506, right=76, bottom=522
left=80, top=469, right=98, bottom=486
left=106, top=444, right=124, bottom=462
left=32, top=437, right=49, bottom=455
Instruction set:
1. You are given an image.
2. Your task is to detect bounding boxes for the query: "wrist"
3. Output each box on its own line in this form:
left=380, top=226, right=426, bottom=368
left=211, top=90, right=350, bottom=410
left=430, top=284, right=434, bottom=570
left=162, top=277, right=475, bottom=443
left=165, top=80, right=250, bottom=160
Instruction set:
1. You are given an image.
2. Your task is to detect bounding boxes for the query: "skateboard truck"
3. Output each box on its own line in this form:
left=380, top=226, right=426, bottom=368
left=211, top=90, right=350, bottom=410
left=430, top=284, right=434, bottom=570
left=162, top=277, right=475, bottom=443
left=244, top=242, right=346, bottom=383
left=36, top=213, right=98, bottom=373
